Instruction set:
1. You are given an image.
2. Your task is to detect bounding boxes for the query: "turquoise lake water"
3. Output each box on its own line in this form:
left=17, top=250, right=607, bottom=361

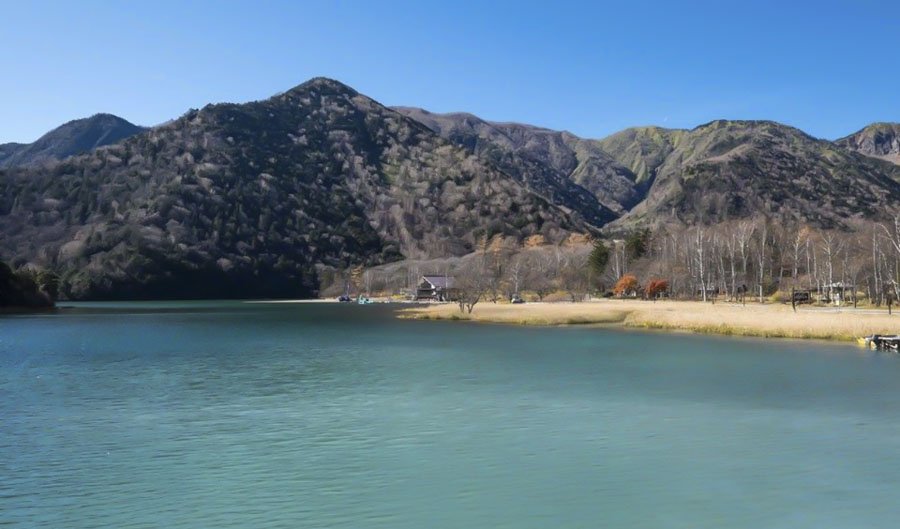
left=2, top=301, right=900, bottom=528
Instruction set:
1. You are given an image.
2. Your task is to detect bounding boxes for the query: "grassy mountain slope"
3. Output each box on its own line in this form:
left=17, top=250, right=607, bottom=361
left=594, top=126, right=688, bottom=185
left=599, top=120, right=900, bottom=228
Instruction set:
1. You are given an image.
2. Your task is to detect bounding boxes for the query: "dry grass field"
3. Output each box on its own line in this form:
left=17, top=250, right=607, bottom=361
left=400, top=299, right=900, bottom=342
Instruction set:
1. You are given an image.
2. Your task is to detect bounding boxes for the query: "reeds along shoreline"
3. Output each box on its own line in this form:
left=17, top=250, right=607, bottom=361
left=399, top=300, right=899, bottom=342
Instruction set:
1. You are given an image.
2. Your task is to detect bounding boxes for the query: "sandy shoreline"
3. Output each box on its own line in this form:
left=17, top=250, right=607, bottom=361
left=243, top=298, right=340, bottom=304
left=245, top=297, right=415, bottom=304
left=399, top=300, right=899, bottom=342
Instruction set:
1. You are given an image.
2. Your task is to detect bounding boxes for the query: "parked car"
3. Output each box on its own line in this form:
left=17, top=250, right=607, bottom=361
left=510, top=295, right=525, bottom=304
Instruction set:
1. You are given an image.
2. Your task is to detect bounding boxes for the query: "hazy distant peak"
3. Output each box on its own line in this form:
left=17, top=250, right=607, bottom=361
left=836, top=122, right=900, bottom=165
left=0, top=113, right=145, bottom=169
left=393, top=106, right=567, bottom=136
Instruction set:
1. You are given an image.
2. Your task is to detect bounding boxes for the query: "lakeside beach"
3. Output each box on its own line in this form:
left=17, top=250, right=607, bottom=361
left=400, top=299, right=899, bottom=342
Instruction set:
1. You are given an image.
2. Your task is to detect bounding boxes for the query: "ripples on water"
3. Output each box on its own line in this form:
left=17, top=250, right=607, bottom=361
left=2, top=301, right=900, bottom=528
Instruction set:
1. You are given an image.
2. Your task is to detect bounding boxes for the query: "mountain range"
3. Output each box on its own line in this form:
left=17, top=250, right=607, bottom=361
left=0, top=77, right=897, bottom=299
left=395, top=109, right=900, bottom=228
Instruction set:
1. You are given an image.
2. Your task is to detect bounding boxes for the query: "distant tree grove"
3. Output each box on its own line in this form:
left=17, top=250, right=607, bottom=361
left=323, top=215, right=900, bottom=311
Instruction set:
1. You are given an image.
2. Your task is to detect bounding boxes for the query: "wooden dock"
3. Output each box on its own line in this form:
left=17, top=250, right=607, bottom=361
left=862, top=335, right=900, bottom=351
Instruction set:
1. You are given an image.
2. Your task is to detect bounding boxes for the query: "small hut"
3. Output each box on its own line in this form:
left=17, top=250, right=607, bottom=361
left=415, top=275, right=458, bottom=301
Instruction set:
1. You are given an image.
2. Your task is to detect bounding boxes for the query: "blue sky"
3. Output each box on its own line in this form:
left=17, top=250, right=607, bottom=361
left=1, top=0, right=897, bottom=143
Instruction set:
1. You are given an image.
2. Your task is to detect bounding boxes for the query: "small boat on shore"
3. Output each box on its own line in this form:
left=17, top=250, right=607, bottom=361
left=861, top=335, right=900, bottom=351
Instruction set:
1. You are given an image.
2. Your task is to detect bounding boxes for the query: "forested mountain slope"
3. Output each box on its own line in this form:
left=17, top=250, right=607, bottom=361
left=0, top=78, right=584, bottom=299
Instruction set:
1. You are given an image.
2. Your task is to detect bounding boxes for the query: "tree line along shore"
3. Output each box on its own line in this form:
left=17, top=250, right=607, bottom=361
left=327, top=216, right=900, bottom=341
left=329, top=217, right=900, bottom=306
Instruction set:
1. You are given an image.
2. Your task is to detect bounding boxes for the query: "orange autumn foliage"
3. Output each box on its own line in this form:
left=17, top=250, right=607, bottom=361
left=645, top=279, right=669, bottom=299
left=613, top=274, right=639, bottom=297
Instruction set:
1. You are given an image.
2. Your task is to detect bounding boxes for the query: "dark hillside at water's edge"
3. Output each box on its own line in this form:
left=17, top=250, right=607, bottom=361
left=0, top=260, right=55, bottom=309
left=0, top=78, right=586, bottom=300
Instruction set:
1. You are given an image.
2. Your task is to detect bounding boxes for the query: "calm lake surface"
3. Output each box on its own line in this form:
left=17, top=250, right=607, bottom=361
left=3, top=301, right=900, bottom=528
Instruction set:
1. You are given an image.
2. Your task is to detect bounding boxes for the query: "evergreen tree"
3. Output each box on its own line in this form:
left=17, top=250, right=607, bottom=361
left=588, top=240, right=610, bottom=290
